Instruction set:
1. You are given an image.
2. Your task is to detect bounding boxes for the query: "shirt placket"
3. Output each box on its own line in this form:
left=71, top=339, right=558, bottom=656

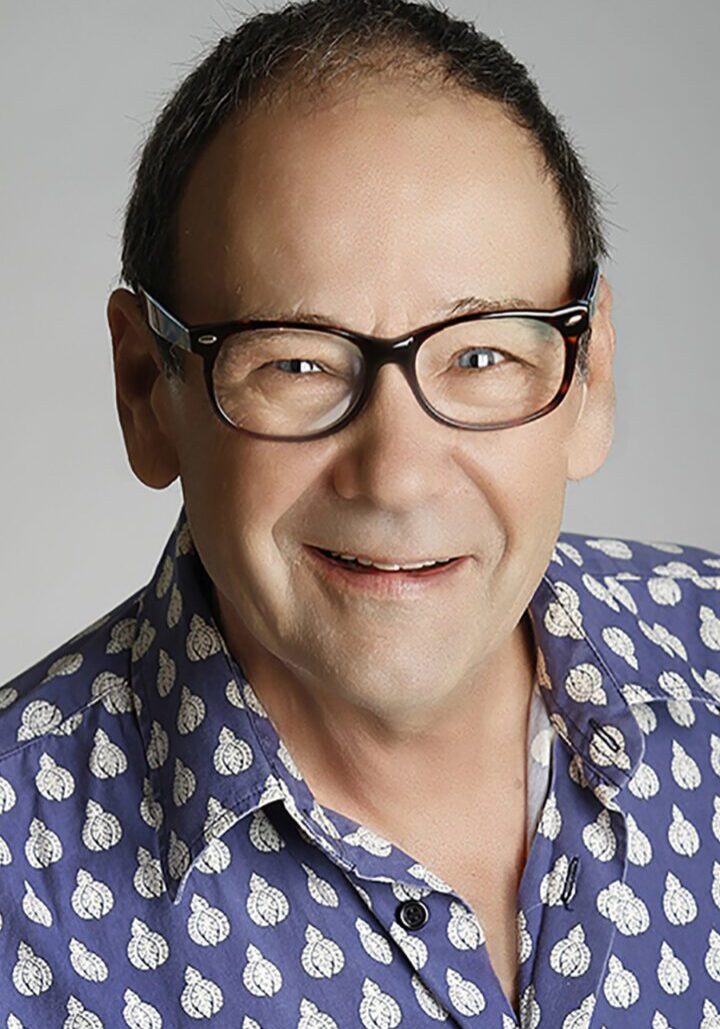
left=516, top=731, right=630, bottom=1028
left=339, top=850, right=514, bottom=1025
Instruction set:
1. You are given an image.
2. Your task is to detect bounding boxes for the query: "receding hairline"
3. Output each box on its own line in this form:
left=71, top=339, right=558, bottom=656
left=120, top=0, right=608, bottom=383
left=248, top=39, right=465, bottom=108
left=236, top=41, right=543, bottom=150
left=172, top=62, right=561, bottom=302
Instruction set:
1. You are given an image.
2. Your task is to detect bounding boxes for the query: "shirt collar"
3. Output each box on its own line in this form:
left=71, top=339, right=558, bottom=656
left=130, top=507, right=712, bottom=903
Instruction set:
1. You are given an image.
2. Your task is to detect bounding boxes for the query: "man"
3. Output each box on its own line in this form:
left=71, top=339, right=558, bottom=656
left=1, top=1, right=719, bottom=1026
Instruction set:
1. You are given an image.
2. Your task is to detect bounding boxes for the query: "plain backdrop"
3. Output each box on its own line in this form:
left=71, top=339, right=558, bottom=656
left=1, top=0, right=718, bottom=683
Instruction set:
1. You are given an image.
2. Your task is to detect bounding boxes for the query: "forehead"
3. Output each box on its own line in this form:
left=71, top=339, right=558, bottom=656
left=174, top=80, right=571, bottom=323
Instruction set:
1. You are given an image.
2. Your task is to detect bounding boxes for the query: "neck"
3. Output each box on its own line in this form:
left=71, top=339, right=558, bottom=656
left=213, top=587, right=537, bottom=828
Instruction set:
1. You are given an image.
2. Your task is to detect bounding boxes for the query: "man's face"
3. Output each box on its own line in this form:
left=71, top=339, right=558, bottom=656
left=112, top=79, right=615, bottom=721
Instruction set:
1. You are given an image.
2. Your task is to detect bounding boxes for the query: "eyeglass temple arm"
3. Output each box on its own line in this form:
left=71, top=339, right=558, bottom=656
left=585, top=263, right=601, bottom=323
left=138, top=261, right=602, bottom=346
left=138, top=288, right=193, bottom=352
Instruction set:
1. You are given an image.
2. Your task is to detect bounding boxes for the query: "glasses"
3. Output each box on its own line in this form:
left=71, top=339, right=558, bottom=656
left=137, top=263, right=600, bottom=442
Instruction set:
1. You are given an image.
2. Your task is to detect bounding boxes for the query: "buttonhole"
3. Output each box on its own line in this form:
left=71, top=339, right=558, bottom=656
left=589, top=718, right=620, bottom=752
left=561, top=855, right=580, bottom=910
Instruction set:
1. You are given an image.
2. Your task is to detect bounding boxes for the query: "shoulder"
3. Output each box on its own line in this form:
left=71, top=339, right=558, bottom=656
left=555, top=529, right=720, bottom=584
left=0, top=588, right=145, bottom=763
left=551, top=529, right=720, bottom=704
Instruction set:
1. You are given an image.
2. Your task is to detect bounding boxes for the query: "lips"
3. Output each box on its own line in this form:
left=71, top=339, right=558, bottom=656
left=311, top=546, right=461, bottom=575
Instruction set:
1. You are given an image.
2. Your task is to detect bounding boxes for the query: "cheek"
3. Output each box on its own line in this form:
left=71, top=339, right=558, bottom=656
left=465, top=405, right=576, bottom=532
left=176, top=416, right=326, bottom=567
left=511, top=383, right=584, bottom=488
left=508, top=435, right=568, bottom=497
left=234, top=449, right=311, bottom=542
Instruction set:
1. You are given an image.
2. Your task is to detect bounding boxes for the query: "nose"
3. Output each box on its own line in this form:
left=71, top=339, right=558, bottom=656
left=329, top=362, right=456, bottom=512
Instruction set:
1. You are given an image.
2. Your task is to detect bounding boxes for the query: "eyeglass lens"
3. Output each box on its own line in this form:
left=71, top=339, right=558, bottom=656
left=212, top=318, right=567, bottom=436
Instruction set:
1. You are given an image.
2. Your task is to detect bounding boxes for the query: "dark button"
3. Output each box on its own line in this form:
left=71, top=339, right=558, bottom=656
left=397, top=899, right=429, bottom=931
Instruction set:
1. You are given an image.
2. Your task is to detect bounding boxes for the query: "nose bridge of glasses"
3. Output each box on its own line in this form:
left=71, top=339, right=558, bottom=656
left=355, top=331, right=430, bottom=411
left=364, top=331, right=414, bottom=364
left=351, top=333, right=435, bottom=432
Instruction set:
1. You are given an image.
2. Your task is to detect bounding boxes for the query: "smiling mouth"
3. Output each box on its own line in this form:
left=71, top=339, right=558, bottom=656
left=311, top=546, right=463, bottom=575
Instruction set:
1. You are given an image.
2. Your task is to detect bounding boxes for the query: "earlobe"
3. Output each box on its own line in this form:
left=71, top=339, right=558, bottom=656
left=566, top=379, right=615, bottom=481
left=107, top=288, right=181, bottom=490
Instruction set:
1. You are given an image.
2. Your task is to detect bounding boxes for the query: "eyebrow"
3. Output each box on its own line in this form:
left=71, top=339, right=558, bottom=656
left=444, top=295, right=536, bottom=316
left=236, top=294, right=537, bottom=325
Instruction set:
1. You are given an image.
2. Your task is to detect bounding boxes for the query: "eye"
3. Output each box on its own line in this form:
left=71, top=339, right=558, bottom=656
left=271, top=359, right=325, bottom=375
left=456, top=348, right=509, bottom=369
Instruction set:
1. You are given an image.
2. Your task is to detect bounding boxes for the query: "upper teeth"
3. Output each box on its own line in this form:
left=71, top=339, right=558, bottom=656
left=329, top=551, right=452, bottom=571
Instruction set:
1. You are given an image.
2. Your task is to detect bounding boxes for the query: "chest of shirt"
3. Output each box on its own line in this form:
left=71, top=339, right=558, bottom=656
left=1, top=700, right=719, bottom=1029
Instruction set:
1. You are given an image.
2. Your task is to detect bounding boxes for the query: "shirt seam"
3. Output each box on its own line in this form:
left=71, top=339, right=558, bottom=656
left=543, top=567, right=719, bottom=705
left=0, top=680, right=135, bottom=766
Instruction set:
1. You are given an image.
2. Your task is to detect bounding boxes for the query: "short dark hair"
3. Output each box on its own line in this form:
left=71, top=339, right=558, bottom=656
left=120, top=0, right=610, bottom=379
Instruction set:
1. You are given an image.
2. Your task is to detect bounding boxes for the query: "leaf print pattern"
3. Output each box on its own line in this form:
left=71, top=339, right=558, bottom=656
left=68, top=936, right=109, bottom=982
left=24, top=817, right=62, bottom=868
left=242, top=942, right=283, bottom=997
left=21, top=879, right=53, bottom=926
left=12, top=940, right=53, bottom=996
left=64, top=995, right=104, bottom=1028
left=0, top=507, right=718, bottom=1026
left=127, top=917, right=170, bottom=971
left=549, top=923, right=592, bottom=977
left=0, top=774, right=17, bottom=812
left=88, top=726, right=128, bottom=779
left=133, top=846, right=167, bottom=900
left=246, top=871, right=290, bottom=927
left=82, top=798, right=123, bottom=851
left=16, top=699, right=64, bottom=741
left=177, top=684, right=206, bottom=735
left=187, top=892, right=231, bottom=946
left=71, top=868, right=115, bottom=919
left=35, top=751, right=75, bottom=800
left=122, top=987, right=163, bottom=1029
left=213, top=725, right=253, bottom=775
left=181, top=964, right=224, bottom=1019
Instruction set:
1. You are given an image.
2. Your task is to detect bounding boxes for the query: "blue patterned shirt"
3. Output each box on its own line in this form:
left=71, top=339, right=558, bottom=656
left=1, top=507, right=720, bottom=1028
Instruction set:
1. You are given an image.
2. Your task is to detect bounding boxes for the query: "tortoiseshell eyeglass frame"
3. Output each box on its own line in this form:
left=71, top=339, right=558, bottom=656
left=136, top=262, right=600, bottom=442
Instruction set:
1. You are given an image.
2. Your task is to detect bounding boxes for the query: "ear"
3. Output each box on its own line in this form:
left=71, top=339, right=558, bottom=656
left=107, top=288, right=180, bottom=489
left=566, top=274, right=617, bottom=481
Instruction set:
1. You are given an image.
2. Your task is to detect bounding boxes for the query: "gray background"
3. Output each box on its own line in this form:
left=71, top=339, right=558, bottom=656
left=1, top=0, right=718, bottom=683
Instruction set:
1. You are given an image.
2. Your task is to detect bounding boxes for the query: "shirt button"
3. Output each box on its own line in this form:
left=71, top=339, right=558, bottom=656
left=397, top=899, right=429, bottom=931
